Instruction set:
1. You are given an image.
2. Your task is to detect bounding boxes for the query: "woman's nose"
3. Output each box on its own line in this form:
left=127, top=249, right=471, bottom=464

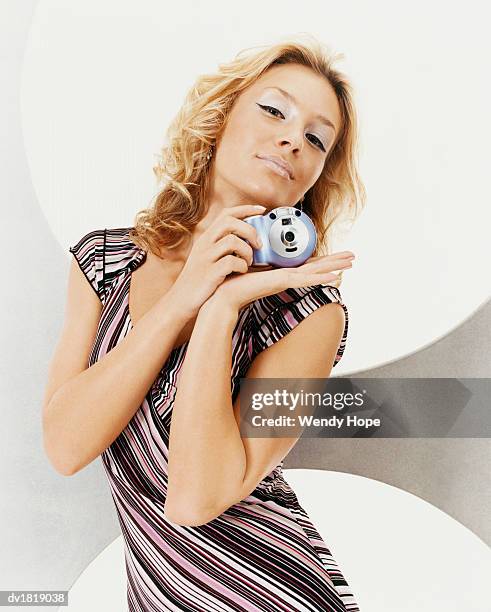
left=278, top=132, right=303, bottom=151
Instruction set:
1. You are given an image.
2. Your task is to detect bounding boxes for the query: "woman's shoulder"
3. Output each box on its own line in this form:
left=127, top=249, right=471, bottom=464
left=69, top=226, right=147, bottom=302
left=249, top=283, right=349, bottom=367
left=251, top=283, right=345, bottom=323
left=104, top=226, right=147, bottom=276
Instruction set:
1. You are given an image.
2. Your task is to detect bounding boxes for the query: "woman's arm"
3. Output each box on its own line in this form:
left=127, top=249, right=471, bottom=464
left=43, top=287, right=191, bottom=476
left=164, top=263, right=351, bottom=526
left=164, top=294, right=346, bottom=528
left=164, top=296, right=245, bottom=523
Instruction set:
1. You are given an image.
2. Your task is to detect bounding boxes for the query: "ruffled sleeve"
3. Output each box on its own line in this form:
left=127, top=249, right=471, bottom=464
left=250, top=283, right=349, bottom=368
left=68, top=228, right=106, bottom=305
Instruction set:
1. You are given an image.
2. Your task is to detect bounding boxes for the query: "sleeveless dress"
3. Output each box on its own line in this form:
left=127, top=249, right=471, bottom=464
left=69, top=226, right=360, bottom=612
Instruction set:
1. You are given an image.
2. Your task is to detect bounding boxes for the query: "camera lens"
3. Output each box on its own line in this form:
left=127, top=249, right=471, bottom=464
left=284, top=231, right=295, bottom=242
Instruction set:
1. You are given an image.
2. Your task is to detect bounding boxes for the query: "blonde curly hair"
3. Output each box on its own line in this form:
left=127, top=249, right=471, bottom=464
left=129, top=34, right=366, bottom=283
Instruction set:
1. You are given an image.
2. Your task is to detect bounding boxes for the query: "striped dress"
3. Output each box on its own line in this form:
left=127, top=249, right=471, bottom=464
left=69, top=226, right=360, bottom=612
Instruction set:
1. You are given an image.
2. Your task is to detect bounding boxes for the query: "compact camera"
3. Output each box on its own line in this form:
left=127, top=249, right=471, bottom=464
left=243, top=206, right=317, bottom=268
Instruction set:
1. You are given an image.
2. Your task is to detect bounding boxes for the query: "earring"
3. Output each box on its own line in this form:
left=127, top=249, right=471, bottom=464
left=298, top=195, right=305, bottom=213
left=206, top=146, right=213, bottom=162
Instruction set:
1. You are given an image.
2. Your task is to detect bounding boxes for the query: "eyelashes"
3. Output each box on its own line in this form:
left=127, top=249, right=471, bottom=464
left=256, top=103, right=326, bottom=152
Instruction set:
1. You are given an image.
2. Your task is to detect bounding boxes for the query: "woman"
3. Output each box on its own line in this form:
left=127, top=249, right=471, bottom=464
left=43, top=37, right=365, bottom=611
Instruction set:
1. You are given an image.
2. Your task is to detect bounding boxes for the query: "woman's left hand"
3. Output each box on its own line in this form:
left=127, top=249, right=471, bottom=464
left=206, top=251, right=356, bottom=313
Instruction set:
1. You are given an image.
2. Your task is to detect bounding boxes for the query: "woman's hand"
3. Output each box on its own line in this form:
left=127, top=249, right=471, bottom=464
left=208, top=251, right=356, bottom=313
left=167, top=204, right=266, bottom=319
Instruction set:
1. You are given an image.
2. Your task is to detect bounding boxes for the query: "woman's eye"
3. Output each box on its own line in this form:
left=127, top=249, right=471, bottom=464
left=306, top=134, right=326, bottom=152
left=257, top=103, right=285, bottom=118
left=257, top=103, right=326, bottom=152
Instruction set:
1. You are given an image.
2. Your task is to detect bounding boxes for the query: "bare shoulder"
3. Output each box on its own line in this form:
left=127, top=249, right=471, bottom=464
left=277, top=301, right=345, bottom=349
left=248, top=301, right=346, bottom=379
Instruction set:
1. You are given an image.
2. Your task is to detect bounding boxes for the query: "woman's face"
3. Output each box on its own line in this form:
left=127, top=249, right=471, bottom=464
left=210, top=63, right=342, bottom=209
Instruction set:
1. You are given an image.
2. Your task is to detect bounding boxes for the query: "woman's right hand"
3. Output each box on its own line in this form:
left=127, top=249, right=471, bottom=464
left=167, top=204, right=266, bottom=319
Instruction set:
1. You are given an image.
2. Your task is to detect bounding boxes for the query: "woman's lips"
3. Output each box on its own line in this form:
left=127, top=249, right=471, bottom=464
left=257, top=157, right=293, bottom=180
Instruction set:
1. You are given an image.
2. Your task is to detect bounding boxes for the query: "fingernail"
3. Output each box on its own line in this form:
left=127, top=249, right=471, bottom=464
left=255, top=205, right=266, bottom=210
